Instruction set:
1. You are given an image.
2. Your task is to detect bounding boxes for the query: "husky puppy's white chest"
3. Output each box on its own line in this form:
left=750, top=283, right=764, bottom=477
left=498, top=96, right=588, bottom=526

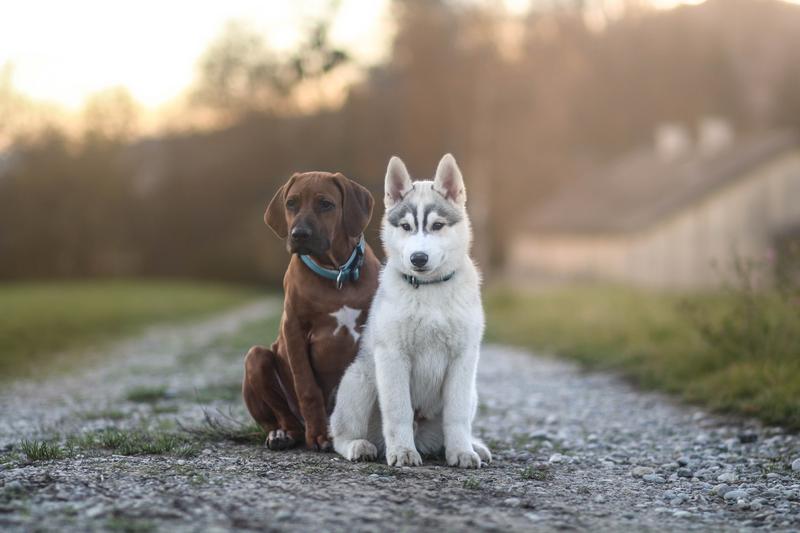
left=375, top=276, right=482, bottom=412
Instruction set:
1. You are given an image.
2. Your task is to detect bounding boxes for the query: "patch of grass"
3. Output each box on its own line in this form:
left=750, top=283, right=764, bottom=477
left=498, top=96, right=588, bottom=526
left=298, top=462, right=330, bottom=475
left=481, top=436, right=505, bottom=452
left=361, top=463, right=397, bottom=476
left=0, top=482, right=27, bottom=504
left=173, top=464, right=208, bottom=486
left=462, top=476, right=481, bottom=490
left=520, top=464, right=553, bottom=481
left=0, top=450, right=21, bottom=467
left=0, top=280, right=260, bottom=380
left=82, top=409, right=128, bottom=421
left=105, top=515, right=156, bottom=533
left=485, top=277, right=800, bottom=430
left=183, top=382, right=242, bottom=403
left=758, top=455, right=792, bottom=477
left=151, top=404, right=180, bottom=415
left=194, top=314, right=282, bottom=363
left=511, top=433, right=542, bottom=452
left=65, top=432, right=97, bottom=451
left=63, top=428, right=199, bottom=457
left=180, top=409, right=266, bottom=445
left=19, top=439, right=68, bottom=461
left=125, top=386, right=169, bottom=403
left=154, top=418, right=179, bottom=432
left=60, top=504, right=79, bottom=518
left=96, top=429, right=198, bottom=457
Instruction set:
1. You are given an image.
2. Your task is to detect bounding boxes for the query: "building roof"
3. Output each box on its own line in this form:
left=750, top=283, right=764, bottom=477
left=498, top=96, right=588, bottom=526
left=526, top=130, right=799, bottom=235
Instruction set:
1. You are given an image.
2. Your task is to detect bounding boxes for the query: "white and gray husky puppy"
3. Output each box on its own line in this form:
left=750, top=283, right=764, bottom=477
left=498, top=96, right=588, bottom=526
left=330, top=153, right=491, bottom=468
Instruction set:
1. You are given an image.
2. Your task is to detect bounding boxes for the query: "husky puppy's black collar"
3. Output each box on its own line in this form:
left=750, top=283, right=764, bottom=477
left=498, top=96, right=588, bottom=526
left=401, top=271, right=455, bottom=289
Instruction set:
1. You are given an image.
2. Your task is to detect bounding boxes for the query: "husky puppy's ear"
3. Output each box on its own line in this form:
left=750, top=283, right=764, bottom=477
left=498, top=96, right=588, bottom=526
left=433, top=153, right=466, bottom=206
left=384, top=156, right=413, bottom=208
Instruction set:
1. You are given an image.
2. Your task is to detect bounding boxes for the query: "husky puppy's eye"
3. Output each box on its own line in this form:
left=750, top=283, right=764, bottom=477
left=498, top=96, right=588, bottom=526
left=401, top=223, right=412, bottom=231
left=431, top=222, right=445, bottom=231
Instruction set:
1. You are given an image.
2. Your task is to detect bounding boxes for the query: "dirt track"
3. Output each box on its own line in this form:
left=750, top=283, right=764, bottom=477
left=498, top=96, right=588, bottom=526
left=1, top=300, right=799, bottom=532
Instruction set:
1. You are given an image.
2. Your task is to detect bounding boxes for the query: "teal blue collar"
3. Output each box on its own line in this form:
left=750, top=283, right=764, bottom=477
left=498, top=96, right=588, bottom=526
left=402, top=271, right=455, bottom=289
left=300, top=236, right=366, bottom=290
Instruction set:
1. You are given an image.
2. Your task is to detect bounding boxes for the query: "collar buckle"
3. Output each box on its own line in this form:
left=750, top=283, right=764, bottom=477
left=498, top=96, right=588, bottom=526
left=300, top=235, right=366, bottom=289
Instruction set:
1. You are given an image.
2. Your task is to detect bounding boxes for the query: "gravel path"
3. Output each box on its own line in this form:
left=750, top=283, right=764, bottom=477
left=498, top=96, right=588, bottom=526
left=1, top=300, right=799, bottom=532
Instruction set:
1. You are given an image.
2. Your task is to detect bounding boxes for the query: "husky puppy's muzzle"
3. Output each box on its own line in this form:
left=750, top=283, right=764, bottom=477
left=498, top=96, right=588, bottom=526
left=410, top=252, right=429, bottom=271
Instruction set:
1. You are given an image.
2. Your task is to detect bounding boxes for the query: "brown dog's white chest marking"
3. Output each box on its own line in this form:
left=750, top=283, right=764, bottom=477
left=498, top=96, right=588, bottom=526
left=329, top=306, right=362, bottom=342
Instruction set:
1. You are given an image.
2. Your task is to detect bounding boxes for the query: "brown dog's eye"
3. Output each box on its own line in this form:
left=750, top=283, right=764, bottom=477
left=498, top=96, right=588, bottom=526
left=401, top=223, right=412, bottom=231
left=286, top=198, right=298, bottom=211
left=318, top=198, right=335, bottom=211
left=431, top=222, right=445, bottom=231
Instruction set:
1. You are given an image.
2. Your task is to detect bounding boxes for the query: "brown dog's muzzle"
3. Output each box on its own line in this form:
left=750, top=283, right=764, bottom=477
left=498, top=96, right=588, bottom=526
left=288, top=217, right=330, bottom=256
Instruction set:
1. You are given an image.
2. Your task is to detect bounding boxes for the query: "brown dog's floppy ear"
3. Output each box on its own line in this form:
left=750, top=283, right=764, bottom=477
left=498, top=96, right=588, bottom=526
left=333, top=173, right=374, bottom=238
left=264, top=174, right=297, bottom=238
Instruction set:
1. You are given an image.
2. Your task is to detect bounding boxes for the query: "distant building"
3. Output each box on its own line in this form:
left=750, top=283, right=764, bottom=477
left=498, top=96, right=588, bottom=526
left=508, top=124, right=800, bottom=288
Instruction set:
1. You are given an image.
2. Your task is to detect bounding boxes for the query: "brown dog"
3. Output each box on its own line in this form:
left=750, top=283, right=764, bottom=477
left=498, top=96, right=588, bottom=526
left=242, top=171, right=380, bottom=451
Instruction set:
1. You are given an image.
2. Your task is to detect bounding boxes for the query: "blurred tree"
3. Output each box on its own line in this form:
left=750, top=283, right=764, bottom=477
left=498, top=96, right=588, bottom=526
left=0, top=63, right=66, bottom=148
left=82, top=87, right=141, bottom=143
left=773, top=66, right=800, bottom=133
left=191, top=21, right=281, bottom=115
left=3, top=0, right=800, bottom=283
left=191, top=8, right=349, bottom=120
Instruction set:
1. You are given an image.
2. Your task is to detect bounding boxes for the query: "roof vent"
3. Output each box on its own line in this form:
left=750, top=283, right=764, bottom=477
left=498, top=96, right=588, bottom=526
left=655, top=123, right=691, bottom=161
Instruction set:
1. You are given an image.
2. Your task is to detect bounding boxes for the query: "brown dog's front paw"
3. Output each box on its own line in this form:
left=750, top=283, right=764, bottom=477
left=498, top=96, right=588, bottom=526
left=266, top=429, right=298, bottom=450
left=306, top=432, right=333, bottom=452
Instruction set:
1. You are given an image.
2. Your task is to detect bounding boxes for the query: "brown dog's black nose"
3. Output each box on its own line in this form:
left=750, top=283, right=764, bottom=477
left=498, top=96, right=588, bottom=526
left=410, top=252, right=428, bottom=268
left=291, top=226, right=312, bottom=241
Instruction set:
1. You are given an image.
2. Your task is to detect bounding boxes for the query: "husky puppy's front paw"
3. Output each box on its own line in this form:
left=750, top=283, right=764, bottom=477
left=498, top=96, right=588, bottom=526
left=472, top=440, right=492, bottom=464
left=386, top=446, right=422, bottom=467
left=346, top=439, right=378, bottom=462
left=447, top=448, right=482, bottom=469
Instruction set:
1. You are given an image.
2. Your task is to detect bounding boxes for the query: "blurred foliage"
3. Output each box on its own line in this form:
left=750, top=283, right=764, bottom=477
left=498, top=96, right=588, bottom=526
left=1, top=0, right=800, bottom=283
left=485, top=248, right=800, bottom=429
left=191, top=15, right=349, bottom=119
left=82, top=87, right=141, bottom=143
left=687, top=248, right=800, bottom=367
left=0, top=280, right=258, bottom=379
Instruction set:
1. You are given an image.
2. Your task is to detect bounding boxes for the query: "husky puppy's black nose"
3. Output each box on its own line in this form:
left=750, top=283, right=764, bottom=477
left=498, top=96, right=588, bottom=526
left=410, top=252, right=429, bottom=268
left=291, top=226, right=312, bottom=241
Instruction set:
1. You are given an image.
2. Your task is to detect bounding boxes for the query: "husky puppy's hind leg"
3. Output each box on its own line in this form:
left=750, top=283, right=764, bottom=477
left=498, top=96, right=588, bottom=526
left=330, top=357, right=379, bottom=461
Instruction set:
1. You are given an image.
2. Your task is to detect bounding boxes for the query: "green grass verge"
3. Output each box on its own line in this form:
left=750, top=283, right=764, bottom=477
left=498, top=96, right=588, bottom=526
left=0, top=279, right=260, bottom=379
left=484, top=284, right=800, bottom=430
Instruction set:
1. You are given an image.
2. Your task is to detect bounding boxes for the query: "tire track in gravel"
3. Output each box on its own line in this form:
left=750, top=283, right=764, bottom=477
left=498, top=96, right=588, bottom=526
left=1, top=303, right=799, bottom=532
